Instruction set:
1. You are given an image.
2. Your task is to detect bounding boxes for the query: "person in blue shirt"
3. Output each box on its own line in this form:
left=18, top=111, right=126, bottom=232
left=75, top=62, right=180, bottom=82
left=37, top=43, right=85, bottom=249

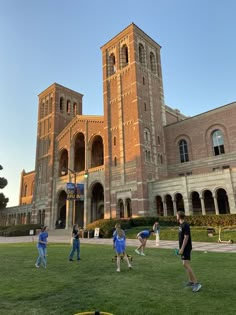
left=69, top=224, right=81, bottom=262
left=135, top=229, right=154, bottom=256
left=113, top=225, right=132, bottom=272
left=35, top=225, right=48, bottom=268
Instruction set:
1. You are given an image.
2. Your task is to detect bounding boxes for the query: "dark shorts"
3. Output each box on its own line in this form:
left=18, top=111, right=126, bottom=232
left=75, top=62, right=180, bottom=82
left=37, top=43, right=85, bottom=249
left=181, top=249, right=191, bottom=261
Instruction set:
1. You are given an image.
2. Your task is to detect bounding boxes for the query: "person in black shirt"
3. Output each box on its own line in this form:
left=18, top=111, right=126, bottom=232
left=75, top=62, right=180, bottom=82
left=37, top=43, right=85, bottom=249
left=69, top=224, right=81, bottom=261
left=177, top=211, right=201, bottom=293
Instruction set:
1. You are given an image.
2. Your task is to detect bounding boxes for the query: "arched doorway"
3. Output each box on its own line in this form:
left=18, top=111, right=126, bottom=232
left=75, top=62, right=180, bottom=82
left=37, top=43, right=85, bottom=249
left=90, top=182, right=104, bottom=222
left=156, top=195, right=164, bottom=216
left=90, top=136, right=104, bottom=168
left=191, top=191, right=201, bottom=215
left=58, top=149, right=69, bottom=176
left=165, top=194, right=174, bottom=216
left=217, top=188, right=230, bottom=214
left=126, top=198, right=132, bottom=218
left=118, top=199, right=124, bottom=218
left=57, top=190, right=67, bottom=228
left=203, top=190, right=215, bottom=214
left=175, top=193, right=185, bottom=212
left=74, top=133, right=85, bottom=172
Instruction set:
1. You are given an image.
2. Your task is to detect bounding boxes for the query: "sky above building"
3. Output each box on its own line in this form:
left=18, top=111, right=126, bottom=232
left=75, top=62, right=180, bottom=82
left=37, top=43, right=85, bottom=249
left=1, top=0, right=236, bottom=207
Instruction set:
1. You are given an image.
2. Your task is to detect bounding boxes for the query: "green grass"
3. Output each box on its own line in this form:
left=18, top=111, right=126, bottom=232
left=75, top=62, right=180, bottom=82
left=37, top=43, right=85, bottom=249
left=0, top=243, right=236, bottom=315
left=125, top=226, right=236, bottom=243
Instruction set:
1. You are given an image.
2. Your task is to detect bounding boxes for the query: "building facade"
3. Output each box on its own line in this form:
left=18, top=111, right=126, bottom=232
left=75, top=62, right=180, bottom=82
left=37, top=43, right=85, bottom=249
left=1, top=23, right=236, bottom=228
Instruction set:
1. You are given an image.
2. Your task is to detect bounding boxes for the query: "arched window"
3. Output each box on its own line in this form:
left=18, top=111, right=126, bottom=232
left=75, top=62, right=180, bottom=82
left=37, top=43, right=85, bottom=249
left=150, top=52, right=157, bottom=74
left=179, top=139, right=189, bottom=163
left=212, top=130, right=225, bottom=155
left=41, top=102, right=45, bottom=119
left=66, top=100, right=71, bottom=114
left=73, top=102, right=77, bottom=116
left=59, top=97, right=64, bottom=113
left=120, top=44, right=129, bottom=68
left=49, top=96, right=53, bottom=113
left=24, top=184, right=27, bottom=197
left=139, top=43, right=145, bottom=65
left=144, top=102, right=147, bottom=111
left=108, top=53, right=116, bottom=76
left=145, top=150, right=151, bottom=162
left=45, top=100, right=48, bottom=116
left=144, top=128, right=151, bottom=142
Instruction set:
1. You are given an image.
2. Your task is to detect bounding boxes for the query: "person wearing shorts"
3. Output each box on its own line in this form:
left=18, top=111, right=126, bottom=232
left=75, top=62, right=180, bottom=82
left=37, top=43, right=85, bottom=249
left=135, top=229, right=154, bottom=256
left=177, top=211, right=202, bottom=293
left=113, top=225, right=132, bottom=272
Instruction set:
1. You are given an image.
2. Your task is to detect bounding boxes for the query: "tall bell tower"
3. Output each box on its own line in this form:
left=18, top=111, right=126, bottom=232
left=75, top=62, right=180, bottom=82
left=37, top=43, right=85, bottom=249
left=32, top=83, right=83, bottom=227
left=102, top=23, right=167, bottom=218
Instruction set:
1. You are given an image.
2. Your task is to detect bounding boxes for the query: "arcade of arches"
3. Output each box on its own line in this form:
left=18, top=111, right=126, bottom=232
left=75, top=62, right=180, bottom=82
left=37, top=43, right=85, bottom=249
left=56, top=182, right=105, bottom=228
left=155, top=188, right=230, bottom=216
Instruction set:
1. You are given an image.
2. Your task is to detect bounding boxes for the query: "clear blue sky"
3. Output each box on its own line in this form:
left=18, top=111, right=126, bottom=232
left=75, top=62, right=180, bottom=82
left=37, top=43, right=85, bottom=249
left=1, top=0, right=236, bottom=207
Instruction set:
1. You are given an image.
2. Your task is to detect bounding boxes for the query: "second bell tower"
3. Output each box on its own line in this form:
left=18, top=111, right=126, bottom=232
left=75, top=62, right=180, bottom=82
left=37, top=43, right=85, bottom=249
left=102, top=23, right=167, bottom=218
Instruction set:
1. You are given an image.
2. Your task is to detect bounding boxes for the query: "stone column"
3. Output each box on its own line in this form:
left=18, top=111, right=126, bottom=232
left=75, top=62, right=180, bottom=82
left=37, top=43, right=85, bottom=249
left=213, top=195, right=219, bottom=215
left=200, top=197, right=206, bottom=215
left=173, top=200, right=177, bottom=215
left=66, top=199, right=73, bottom=229
left=163, top=201, right=167, bottom=216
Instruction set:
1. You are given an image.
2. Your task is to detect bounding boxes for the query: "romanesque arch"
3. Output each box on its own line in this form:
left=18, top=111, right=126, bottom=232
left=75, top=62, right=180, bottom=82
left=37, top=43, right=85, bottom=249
left=216, top=188, right=230, bottom=214
left=74, top=132, right=85, bottom=172
left=156, top=195, right=164, bottom=216
left=58, top=149, right=69, bottom=176
left=203, top=190, right=215, bottom=214
left=90, top=135, right=104, bottom=168
left=57, top=190, right=67, bottom=228
left=191, top=191, right=202, bottom=215
left=165, top=194, right=174, bottom=216
left=90, top=182, right=104, bottom=222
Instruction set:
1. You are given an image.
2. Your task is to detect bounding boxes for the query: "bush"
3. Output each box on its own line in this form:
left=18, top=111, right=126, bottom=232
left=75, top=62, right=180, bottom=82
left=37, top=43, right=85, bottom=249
left=0, top=224, right=41, bottom=237
left=86, top=214, right=236, bottom=238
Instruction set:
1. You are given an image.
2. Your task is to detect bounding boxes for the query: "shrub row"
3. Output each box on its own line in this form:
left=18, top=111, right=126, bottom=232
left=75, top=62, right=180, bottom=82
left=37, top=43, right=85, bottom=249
left=0, top=224, right=41, bottom=237
left=86, top=214, right=236, bottom=237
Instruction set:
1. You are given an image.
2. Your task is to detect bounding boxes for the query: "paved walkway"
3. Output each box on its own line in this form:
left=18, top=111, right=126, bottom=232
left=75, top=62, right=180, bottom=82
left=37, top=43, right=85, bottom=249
left=0, top=235, right=236, bottom=253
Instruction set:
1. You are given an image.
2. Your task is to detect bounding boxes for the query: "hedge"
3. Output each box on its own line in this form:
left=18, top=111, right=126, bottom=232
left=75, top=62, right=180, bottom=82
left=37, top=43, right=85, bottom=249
left=0, top=224, right=41, bottom=237
left=86, top=214, right=236, bottom=237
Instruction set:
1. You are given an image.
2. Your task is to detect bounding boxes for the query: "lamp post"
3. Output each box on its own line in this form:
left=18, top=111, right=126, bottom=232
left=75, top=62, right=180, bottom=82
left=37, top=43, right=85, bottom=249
left=83, top=170, right=88, bottom=228
left=62, top=167, right=77, bottom=227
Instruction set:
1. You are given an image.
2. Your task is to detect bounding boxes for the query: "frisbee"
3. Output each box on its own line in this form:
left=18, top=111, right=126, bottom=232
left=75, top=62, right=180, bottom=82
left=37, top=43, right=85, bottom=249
left=174, top=248, right=179, bottom=255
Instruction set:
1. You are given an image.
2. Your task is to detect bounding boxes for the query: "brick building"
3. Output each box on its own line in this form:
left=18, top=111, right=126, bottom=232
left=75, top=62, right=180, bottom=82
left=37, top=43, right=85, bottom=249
left=1, top=23, right=236, bottom=228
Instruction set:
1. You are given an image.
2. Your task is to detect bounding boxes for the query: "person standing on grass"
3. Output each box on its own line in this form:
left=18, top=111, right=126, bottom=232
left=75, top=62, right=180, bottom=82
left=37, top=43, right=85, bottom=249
left=135, top=229, right=154, bottom=256
left=113, top=225, right=132, bottom=272
left=35, top=225, right=48, bottom=269
left=153, top=221, right=160, bottom=246
left=177, top=211, right=202, bottom=293
left=69, top=224, right=81, bottom=262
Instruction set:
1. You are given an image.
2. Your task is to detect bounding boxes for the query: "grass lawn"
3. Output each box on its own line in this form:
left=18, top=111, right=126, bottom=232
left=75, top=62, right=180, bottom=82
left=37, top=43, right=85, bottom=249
left=0, top=243, right=235, bottom=315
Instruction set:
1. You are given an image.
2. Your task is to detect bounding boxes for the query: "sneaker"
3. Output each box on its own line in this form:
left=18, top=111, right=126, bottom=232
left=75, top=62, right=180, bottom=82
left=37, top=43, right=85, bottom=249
left=35, top=264, right=39, bottom=268
left=77, top=258, right=81, bottom=261
left=128, top=265, right=133, bottom=270
left=135, top=249, right=140, bottom=255
left=184, top=281, right=194, bottom=287
left=192, top=283, right=202, bottom=292
left=69, top=259, right=73, bottom=262
left=140, top=252, right=145, bottom=256
left=116, top=269, right=120, bottom=272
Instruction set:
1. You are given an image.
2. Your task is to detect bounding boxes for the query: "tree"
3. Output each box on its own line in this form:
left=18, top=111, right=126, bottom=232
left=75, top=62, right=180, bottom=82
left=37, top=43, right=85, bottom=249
left=0, top=165, right=9, bottom=209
